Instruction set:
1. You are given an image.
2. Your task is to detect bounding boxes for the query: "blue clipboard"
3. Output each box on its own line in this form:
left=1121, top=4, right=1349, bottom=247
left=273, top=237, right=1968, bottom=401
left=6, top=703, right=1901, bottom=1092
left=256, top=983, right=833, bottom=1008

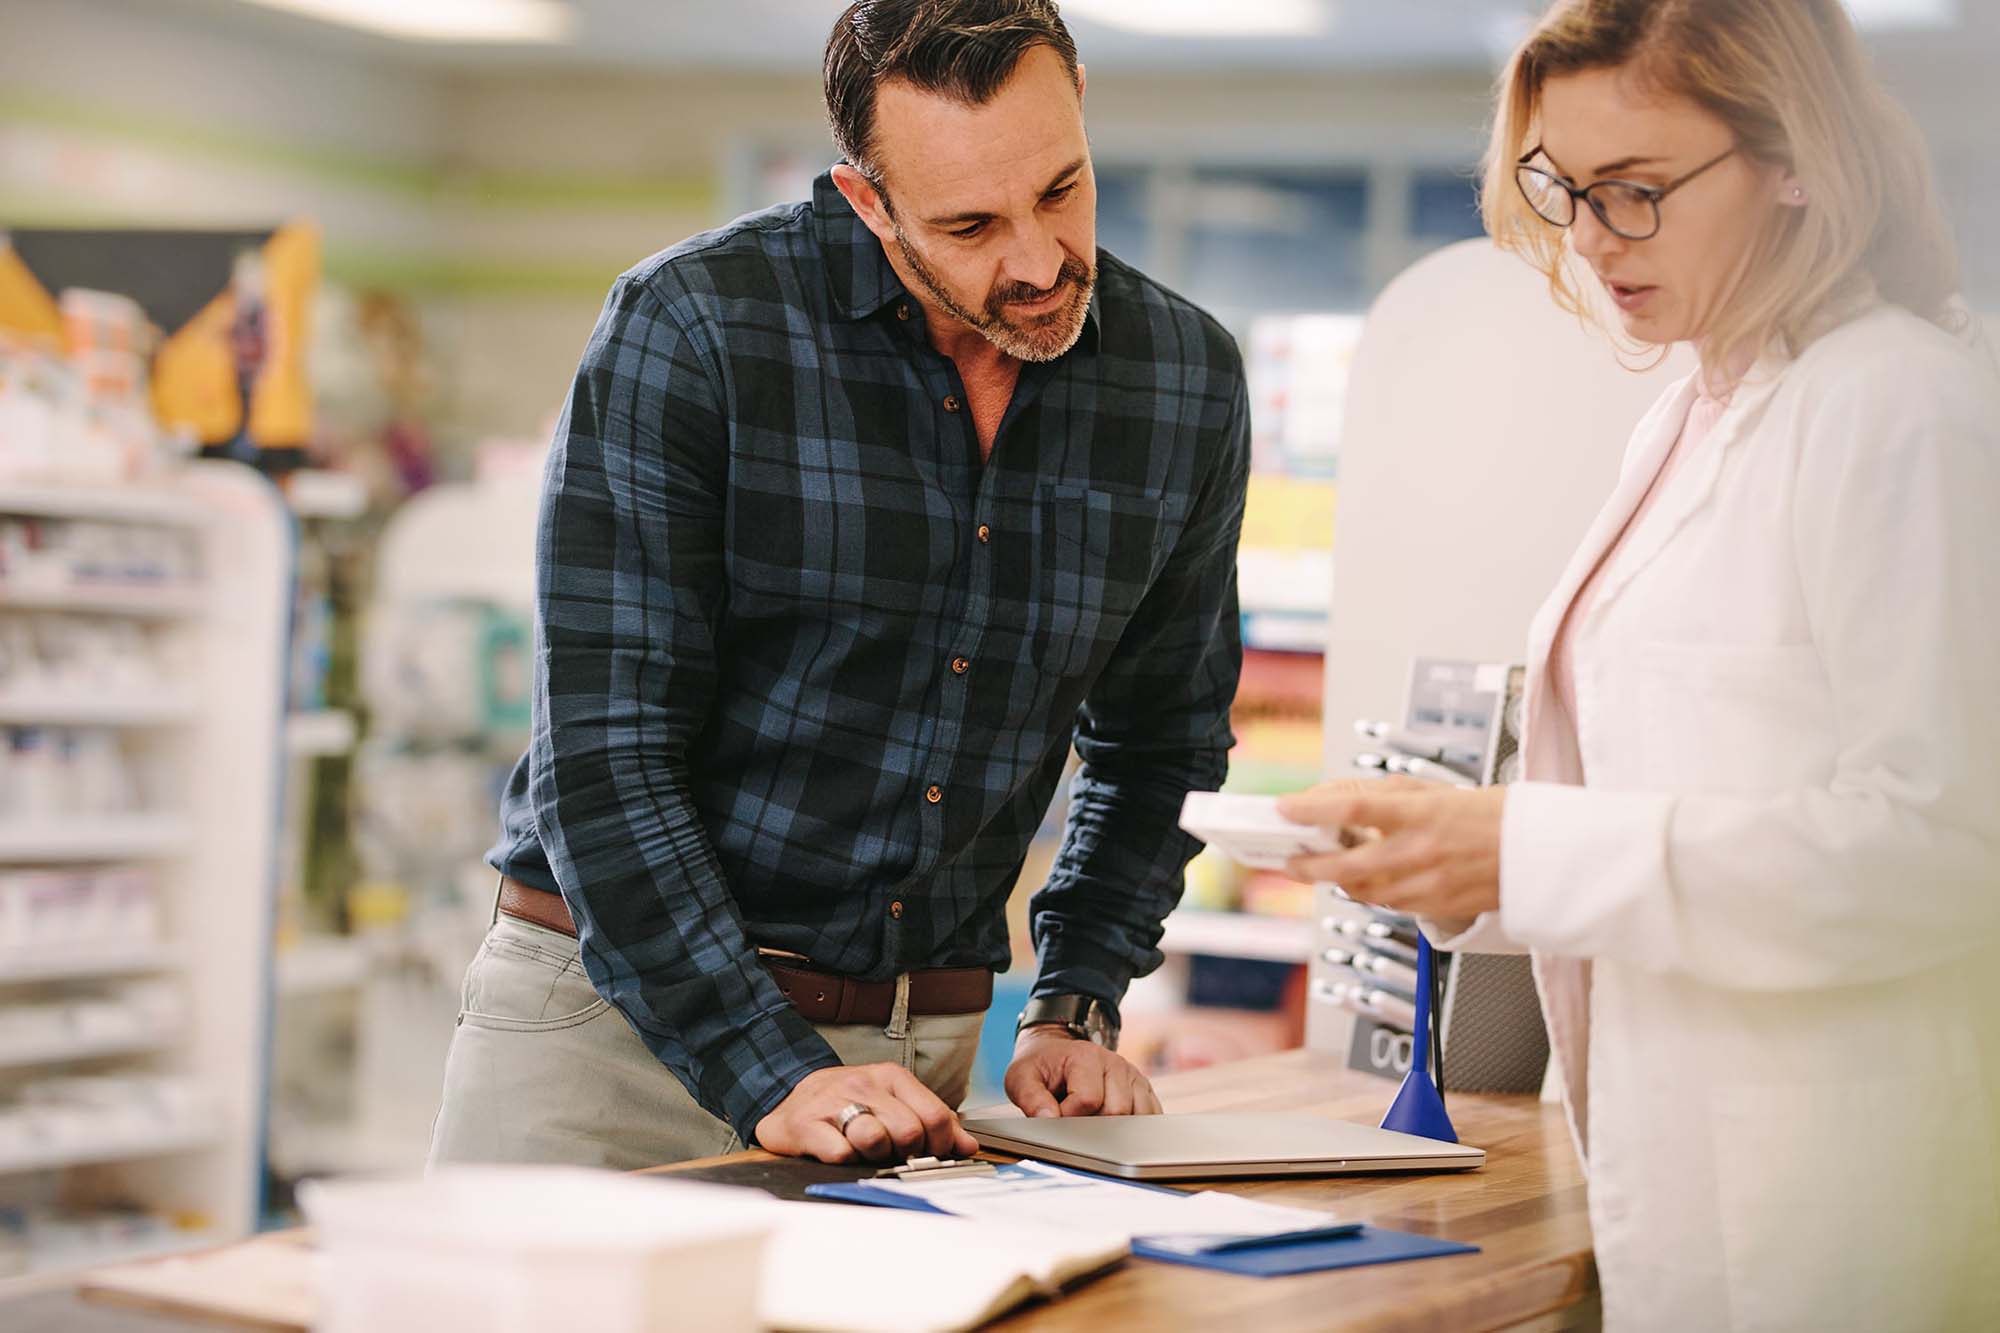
left=803, top=1163, right=1478, bottom=1277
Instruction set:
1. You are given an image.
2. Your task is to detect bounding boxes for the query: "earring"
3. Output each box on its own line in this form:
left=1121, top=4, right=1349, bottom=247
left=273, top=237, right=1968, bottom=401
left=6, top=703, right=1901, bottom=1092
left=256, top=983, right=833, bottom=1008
left=1791, top=186, right=1806, bottom=202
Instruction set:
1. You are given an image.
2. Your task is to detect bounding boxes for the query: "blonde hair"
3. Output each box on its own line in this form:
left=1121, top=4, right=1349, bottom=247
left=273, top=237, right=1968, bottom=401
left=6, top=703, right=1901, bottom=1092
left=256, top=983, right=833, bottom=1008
left=1481, top=0, right=1962, bottom=380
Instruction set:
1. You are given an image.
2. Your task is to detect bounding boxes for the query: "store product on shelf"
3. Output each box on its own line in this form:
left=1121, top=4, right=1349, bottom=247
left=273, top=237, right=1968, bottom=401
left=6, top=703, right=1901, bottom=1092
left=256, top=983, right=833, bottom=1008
left=0, top=515, right=202, bottom=594
left=0, top=866, right=162, bottom=952
left=0, top=1202, right=205, bottom=1278
left=0, top=613, right=175, bottom=700
left=0, top=979, right=186, bottom=1055
left=0, top=727, right=147, bottom=819
left=0, top=330, right=187, bottom=486
left=0, top=1073, right=218, bottom=1163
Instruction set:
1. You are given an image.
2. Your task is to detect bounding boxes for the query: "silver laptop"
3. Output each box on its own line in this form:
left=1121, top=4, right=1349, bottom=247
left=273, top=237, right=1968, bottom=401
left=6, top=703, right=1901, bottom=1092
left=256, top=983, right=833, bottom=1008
left=959, top=1112, right=1485, bottom=1181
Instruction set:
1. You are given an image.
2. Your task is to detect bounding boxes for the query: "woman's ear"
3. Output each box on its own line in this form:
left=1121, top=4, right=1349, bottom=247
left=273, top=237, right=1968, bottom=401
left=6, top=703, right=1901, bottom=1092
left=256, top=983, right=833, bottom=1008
left=1777, top=170, right=1809, bottom=208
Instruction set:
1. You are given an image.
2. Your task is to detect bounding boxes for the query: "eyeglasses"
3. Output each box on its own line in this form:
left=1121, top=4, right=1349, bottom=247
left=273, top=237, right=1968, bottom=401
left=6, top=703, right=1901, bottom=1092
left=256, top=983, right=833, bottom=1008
left=1514, top=145, right=1737, bottom=241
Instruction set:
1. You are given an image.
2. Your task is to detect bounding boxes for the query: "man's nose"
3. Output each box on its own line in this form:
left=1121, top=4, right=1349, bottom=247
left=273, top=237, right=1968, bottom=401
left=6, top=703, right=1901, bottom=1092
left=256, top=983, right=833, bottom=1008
left=1001, top=222, right=1065, bottom=295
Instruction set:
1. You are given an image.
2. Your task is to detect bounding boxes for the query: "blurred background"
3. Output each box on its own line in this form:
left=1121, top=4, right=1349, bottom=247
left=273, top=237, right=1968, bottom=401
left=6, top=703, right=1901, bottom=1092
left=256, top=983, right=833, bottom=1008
left=0, top=0, right=1993, bottom=1281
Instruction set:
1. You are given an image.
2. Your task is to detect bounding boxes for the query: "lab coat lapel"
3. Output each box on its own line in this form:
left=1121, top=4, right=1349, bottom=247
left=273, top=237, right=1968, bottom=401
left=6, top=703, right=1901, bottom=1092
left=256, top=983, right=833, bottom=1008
left=1517, top=375, right=1698, bottom=784
left=1586, top=364, right=1785, bottom=613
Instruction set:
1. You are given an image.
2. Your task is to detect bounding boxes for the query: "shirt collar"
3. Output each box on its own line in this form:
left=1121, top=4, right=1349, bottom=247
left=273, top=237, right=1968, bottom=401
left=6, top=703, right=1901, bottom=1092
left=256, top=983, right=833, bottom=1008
left=813, top=167, right=1102, bottom=354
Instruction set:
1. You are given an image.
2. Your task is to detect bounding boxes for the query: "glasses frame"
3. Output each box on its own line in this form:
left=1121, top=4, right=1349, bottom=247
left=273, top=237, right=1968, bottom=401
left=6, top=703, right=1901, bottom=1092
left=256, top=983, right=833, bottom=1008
left=1514, top=144, right=1738, bottom=241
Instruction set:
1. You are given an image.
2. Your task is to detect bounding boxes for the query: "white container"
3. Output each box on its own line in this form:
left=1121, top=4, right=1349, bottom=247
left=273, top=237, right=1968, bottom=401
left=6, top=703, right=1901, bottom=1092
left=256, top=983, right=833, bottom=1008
left=300, top=1167, right=774, bottom=1333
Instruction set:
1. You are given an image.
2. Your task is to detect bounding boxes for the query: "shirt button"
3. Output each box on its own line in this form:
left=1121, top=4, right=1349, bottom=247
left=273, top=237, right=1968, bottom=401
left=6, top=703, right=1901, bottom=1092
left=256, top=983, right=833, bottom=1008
left=943, top=394, right=962, bottom=414
left=890, top=900, right=904, bottom=920
left=950, top=656, right=970, bottom=675
left=896, top=303, right=911, bottom=321
left=925, top=784, right=943, bottom=804
left=976, top=524, right=991, bottom=544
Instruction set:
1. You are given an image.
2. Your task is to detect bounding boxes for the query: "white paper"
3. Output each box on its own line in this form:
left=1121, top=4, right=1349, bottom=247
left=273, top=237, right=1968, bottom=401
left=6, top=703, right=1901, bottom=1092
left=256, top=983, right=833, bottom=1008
left=873, top=1161, right=1345, bottom=1251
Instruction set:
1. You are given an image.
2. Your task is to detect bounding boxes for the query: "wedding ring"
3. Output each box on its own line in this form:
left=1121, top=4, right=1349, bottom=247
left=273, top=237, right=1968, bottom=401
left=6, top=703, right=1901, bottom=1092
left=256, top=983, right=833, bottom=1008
left=836, top=1101, right=876, bottom=1134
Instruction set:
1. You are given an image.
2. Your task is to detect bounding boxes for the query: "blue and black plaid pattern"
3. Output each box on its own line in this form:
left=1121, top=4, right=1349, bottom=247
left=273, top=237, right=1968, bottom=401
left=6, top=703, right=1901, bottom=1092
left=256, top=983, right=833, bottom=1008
left=489, top=172, right=1248, bottom=1139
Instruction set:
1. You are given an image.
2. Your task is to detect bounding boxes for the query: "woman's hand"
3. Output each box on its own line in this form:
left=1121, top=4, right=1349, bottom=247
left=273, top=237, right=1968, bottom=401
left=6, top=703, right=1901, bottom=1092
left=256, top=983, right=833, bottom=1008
left=1275, top=777, right=1506, bottom=920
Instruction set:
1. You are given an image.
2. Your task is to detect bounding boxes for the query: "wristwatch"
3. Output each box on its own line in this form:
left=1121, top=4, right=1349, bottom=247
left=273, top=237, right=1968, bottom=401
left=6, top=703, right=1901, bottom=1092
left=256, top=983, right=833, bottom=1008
left=1016, top=994, right=1120, bottom=1050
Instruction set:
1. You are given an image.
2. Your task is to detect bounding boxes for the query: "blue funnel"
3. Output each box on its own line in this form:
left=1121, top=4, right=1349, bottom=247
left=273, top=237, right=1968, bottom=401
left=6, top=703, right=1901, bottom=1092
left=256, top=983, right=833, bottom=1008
left=1380, top=933, right=1458, bottom=1143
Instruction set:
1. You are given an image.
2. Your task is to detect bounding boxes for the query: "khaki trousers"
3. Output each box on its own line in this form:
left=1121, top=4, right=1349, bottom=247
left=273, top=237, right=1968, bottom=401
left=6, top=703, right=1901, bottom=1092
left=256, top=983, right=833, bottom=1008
left=428, top=913, right=987, bottom=1171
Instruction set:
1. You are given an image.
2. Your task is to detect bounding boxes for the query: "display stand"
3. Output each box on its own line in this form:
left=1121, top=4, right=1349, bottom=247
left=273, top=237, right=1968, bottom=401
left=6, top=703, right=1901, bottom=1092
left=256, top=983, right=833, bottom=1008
left=0, top=463, right=289, bottom=1282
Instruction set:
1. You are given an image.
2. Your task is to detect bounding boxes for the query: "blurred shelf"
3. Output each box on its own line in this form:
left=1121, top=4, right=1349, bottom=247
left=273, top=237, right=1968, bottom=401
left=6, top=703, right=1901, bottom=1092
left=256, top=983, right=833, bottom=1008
left=0, top=941, right=176, bottom=985
left=1159, top=909, right=1312, bottom=963
left=0, top=815, right=193, bottom=862
left=0, top=1029, right=175, bottom=1071
left=1240, top=611, right=1329, bottom=654
left=0, top=1226, right=224, bottom=1293
left=0, top=690, right=198, bottom=727
left=284, top=709, right=357, bottom=758
left=282, top=469, right=369, bottom=521
left=274, top=935, right=370, bottom=996
left=0, top=1124, right=220, bottom=1177
left=0, top=583, right=205, bottom=619
left=0, top=485, right=204, bottom=529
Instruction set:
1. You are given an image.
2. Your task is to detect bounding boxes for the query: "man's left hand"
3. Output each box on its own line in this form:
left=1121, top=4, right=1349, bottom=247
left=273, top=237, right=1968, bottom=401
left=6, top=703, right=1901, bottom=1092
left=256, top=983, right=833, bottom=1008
left=1004, top=1028, right=1161, bottom=1119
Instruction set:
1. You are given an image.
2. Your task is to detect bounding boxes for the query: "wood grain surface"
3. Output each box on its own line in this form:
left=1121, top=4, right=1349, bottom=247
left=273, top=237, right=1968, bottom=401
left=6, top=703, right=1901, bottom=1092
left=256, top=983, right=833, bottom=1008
left=658, top=1049, right=1599, bottom=1332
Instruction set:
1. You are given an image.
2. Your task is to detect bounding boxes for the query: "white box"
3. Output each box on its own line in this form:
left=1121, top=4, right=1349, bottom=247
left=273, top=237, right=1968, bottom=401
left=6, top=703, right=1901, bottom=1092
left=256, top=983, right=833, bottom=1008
left=301, top=1168, right=774, bottom=1333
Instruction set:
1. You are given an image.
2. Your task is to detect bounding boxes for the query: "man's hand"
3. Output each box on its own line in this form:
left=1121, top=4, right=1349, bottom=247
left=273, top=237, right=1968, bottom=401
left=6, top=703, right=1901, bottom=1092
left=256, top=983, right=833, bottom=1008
left=1004, top=1027, right=1162, bottom=1118
left=755, top=1063, right=978, bottom=1165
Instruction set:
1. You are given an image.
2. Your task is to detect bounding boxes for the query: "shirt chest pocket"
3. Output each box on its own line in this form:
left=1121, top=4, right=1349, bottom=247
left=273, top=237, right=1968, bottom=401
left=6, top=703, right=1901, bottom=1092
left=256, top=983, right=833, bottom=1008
left=1033, top=482, right=1177, bottom=680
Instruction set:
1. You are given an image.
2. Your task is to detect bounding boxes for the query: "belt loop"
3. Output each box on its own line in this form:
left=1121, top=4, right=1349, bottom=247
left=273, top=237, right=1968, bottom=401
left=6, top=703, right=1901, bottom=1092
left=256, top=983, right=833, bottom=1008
left=886, top=972, right=912, bottom=1040
left=489, top=873, right=504, bottom=927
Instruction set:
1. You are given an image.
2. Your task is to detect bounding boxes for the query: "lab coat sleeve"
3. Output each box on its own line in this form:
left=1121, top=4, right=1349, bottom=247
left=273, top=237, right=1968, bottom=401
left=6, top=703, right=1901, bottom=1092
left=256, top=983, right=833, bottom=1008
left=1498, top=338, right=2000, bottom=990
left=1423, top=912, right=1530, bottom=955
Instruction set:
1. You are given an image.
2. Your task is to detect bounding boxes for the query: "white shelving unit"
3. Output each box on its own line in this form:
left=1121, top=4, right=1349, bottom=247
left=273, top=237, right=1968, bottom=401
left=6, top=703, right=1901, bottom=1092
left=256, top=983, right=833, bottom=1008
left=0, top=816, right=194, bottom=864
left=0, top=466, right=290, bottom=1280
left=1158, top=908, right=1314, bottom=964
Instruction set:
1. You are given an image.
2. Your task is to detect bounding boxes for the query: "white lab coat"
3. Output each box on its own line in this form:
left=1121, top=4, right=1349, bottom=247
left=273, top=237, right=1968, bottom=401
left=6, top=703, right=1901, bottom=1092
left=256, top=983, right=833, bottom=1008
left=1437, top=303, right=2000, bottom=1331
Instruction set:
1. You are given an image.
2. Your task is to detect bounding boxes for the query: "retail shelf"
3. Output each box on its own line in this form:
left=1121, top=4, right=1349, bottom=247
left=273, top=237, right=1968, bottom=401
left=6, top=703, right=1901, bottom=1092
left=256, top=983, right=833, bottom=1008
left=0, top=815, right=193, bottom=863
left=1158, top=909, right=1313, bottom=964
left=0, top=1226, right=224, bottom=1293
left=0, top=941, right=176, bottom=985
left=0, top=689, right=199, bottom=727
left=0, top=583, right=205, bottom=619
left=282, top=469, right=369, bottom=521
left=284, top=709, right=357, bottom=758
left=0, top=1124, right=220, bottom=1177
left=0, top=485, right=206, bottom=529
left=0, top=1029, right=175, bottom=1071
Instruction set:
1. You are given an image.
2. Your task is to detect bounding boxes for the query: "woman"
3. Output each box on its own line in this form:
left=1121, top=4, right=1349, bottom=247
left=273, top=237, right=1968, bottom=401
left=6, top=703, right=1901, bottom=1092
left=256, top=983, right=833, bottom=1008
left=1278, top=2, right=2000, bottom=1328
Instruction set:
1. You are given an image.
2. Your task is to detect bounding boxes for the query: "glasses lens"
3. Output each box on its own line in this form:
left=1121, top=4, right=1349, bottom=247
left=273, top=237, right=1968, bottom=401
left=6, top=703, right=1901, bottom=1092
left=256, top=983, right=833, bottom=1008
left=1588, top=182, right=1661, bottom=239
left=1516, top=166, right=1574, bottom=227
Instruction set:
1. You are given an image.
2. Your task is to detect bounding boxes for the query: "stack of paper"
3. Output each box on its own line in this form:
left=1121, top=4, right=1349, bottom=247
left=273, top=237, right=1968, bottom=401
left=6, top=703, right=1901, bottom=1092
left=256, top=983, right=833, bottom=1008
left=868, top=1160, right=1359, bottom=1254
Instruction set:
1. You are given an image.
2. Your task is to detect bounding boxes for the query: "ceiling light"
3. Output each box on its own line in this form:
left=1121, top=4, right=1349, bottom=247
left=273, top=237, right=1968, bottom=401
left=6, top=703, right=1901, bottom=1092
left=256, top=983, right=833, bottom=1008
left=235, top=0, right=575, bottom=44
left=1061, top=0, right=1332, bottom=38
left=1842, top=0, right=1958, bottom=29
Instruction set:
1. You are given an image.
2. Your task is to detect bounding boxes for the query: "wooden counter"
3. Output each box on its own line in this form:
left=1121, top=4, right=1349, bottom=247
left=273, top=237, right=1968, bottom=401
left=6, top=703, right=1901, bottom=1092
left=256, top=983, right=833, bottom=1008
left=27, top=1049, right=1596, bottom=1332
left=657, top=1049, right=1599, bottom=1332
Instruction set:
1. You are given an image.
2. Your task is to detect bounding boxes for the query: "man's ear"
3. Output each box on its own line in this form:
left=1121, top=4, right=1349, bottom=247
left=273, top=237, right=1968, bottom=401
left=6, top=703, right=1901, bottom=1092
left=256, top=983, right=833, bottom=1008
left=830, top=163, right=898, bottom=246
left=1076, top=60, right=1086, bottom=103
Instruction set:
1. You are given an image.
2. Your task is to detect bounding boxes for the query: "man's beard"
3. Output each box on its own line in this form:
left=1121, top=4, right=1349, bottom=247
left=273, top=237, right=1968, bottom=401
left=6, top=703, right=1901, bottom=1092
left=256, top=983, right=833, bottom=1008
left=893, top=227, right=1094, bottom=363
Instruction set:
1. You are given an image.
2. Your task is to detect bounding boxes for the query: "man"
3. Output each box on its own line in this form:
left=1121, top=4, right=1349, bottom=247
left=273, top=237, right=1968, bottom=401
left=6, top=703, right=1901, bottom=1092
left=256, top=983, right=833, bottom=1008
left=430, top=0, right=1249, bottom=1170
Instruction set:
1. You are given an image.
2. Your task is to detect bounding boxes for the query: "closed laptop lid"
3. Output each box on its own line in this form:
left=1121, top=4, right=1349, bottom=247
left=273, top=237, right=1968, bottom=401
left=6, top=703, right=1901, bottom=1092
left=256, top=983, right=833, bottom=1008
left=960, top=1112, right=1485, bottom=1180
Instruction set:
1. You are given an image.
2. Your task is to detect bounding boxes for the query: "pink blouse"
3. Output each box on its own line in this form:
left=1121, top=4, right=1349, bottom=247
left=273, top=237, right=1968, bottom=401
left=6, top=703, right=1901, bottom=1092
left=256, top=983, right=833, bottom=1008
left=1550, top=379, right=1733, bottom=772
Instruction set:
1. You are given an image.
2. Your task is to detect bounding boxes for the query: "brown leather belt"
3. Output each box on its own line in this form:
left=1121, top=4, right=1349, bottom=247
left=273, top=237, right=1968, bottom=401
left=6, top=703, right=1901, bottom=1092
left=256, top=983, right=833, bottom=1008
left=496, top=876, right=992, bottom=1026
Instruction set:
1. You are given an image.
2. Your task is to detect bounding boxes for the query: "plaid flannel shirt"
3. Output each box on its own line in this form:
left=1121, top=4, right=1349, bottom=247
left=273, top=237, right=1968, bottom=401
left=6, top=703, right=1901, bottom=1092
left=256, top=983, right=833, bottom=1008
left=489, top=171, right=1248, bottom=1140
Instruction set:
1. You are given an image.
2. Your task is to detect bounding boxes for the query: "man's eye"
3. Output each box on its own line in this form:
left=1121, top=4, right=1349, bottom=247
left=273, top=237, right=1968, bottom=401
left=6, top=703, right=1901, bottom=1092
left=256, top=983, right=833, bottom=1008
left=951, top=221, right=988, bottom=240
left=1044, top=183, right=1078, bottom=204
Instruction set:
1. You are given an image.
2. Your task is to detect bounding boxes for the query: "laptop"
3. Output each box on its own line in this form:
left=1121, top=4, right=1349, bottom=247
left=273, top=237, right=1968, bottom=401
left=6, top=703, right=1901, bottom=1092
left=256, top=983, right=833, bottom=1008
left=959, top=1112, right=1485, bottom=1181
